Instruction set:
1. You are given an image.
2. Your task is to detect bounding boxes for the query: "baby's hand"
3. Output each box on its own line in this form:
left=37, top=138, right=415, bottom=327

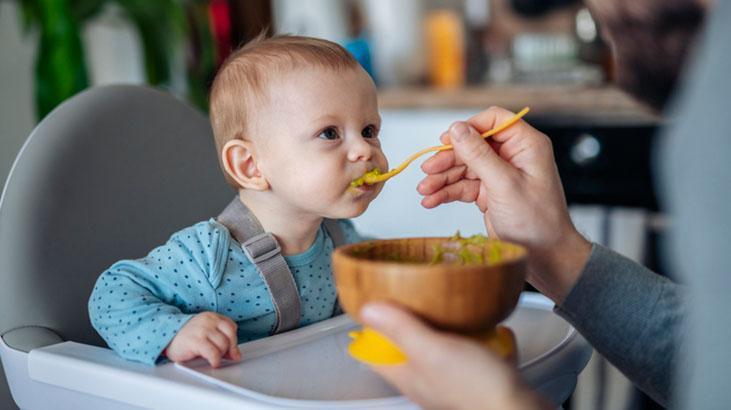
left=164, top=312, right=241, bottom=367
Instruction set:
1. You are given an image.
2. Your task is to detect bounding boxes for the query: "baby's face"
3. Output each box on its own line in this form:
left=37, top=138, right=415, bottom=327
left=250, top=66, right=388, bottom=219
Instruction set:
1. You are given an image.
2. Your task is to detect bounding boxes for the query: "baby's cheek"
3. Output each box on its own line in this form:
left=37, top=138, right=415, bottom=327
left=269, top=158, right=317, bottom=188
left=376, top=150, right=389, bottom=171
left=289, top=175, right=339, bottom=205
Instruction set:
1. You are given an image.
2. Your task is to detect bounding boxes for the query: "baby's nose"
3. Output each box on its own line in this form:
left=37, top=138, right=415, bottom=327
left=347, top=138, right=373, bottom=162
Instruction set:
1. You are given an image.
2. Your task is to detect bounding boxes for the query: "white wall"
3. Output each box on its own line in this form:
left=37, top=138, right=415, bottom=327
left=352, top=109, right=487, bottom=238
left=0, top=5, right=35, bottom=408
left=0, top=2, right=36, bottom=188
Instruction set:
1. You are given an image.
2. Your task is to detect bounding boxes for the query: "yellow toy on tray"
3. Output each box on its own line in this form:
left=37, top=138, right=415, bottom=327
left=332, top=234, right=527, bottom=365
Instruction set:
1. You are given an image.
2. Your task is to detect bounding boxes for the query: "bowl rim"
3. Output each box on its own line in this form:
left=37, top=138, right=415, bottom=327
left=332, top=236, right=528, bottom=271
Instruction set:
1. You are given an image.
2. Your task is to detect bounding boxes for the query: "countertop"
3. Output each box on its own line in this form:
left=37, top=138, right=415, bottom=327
left=377, top=85, right=662, bottom=127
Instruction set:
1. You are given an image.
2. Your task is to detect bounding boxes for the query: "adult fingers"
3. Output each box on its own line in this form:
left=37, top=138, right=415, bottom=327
left=421, top=149, right=460, bottom=175
left=448, top=122, right=514, bottom=184
left=417, top=165, right=467, bottom=196
left=439, top=131, right=451, bottom=145
left=465, top=106, right=528, bottom=144
left=360, top=303, right=446, bottom=357
left=420, top=180, right=481, bottom=209
left=465, top=106, right=554, bottom=176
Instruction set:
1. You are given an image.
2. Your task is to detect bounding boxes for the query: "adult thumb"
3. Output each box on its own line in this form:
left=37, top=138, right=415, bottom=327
left=448, top=122, right=513, bottom=181
left=361, top=303, right=442, bottom=356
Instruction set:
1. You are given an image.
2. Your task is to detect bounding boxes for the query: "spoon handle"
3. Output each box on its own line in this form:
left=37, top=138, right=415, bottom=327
left=381, top=107, right=531, bottom=181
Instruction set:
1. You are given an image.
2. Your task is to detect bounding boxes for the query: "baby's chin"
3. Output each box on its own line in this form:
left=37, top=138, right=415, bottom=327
left=332, top=201, right=373, bottom=219
left=327, top=185, right=382, bottom=219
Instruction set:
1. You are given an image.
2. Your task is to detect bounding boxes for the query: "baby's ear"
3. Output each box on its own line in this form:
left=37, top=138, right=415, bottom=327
left=221, top=139, right=270, bottom=191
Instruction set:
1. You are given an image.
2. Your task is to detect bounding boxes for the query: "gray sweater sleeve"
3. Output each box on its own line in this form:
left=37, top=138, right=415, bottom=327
left=554, top=243, right=687, bottom=408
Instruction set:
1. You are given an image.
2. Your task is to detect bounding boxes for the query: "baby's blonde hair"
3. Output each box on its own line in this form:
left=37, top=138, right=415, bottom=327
left=209, top=34, right=360, bottom=187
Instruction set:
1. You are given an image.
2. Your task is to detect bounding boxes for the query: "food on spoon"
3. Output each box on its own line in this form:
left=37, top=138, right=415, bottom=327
left=351, top=169, right=382, bottom=187
left=350, top=168, right=384, bottom=188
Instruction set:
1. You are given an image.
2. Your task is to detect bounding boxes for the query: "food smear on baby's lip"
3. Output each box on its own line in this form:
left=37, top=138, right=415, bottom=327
left=350, top=168, right=384, bottom=188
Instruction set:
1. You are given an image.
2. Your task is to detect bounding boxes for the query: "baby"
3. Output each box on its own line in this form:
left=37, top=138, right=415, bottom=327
left=88, top=35, right=387, bottom=366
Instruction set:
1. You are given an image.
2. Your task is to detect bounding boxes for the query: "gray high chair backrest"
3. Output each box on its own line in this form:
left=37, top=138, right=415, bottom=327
left=0, top=85, right=233, bottom=351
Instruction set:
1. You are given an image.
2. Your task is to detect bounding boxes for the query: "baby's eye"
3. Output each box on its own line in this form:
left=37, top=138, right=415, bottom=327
left=362, top=125, right=378, bottom=139
left=318, top=127, right=340, bottom=140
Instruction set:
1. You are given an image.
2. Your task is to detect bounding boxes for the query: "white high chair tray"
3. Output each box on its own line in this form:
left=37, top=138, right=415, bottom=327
left=174, top=292, right=587, bottom=408
left=27, top=292, right=589, bottom=409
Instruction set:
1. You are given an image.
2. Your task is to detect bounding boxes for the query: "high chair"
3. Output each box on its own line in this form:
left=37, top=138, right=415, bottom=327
left=0, top=85, right=591, bottom=409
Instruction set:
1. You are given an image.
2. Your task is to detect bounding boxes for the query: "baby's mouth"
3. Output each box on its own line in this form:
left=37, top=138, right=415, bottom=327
left=351, top=183, right=376, bottom=194
left=350, top=168, right=384, bottom=188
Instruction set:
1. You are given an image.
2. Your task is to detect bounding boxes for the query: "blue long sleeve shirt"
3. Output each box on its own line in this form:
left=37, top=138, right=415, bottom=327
left=88, top=218, right=362, bottom=365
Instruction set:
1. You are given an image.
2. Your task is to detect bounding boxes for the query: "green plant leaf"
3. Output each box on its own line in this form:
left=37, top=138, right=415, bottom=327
left=34, top=0, right=90, bottom=119
left=114, top=0, right=188, bottom=86
left=69, top=0, right=106, bottom=22
left=17, top=0, right=41, bottom=33
left=17, top=0, right=215, bottom=117
left=184, top=0, right=217, bottom=111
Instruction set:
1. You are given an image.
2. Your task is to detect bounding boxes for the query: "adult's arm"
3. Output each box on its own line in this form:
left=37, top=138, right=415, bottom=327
left=417, top=108, right=684, bottom=407
left=555, top=243, right=686, bottom=407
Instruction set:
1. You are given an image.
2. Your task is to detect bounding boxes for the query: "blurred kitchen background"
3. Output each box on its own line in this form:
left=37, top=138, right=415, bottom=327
left=1, top=0, right=666, bottom=409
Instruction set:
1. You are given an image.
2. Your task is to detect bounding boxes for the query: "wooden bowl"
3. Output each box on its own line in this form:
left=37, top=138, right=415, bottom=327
left=332, top=237, right=528, bottom=333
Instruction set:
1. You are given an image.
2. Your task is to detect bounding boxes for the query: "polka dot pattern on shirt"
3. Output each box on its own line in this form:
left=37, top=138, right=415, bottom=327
left=88, top=218, right=363, bottom=365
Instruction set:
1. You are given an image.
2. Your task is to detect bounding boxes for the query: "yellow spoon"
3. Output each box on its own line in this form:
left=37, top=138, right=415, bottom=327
left=351, top=107, right=531, bottom=187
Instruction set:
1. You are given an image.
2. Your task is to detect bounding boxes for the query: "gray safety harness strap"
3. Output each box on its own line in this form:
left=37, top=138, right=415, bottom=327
left=217, top=198, right=300, bottom=334
left=217, top=198, right=346, bottom=334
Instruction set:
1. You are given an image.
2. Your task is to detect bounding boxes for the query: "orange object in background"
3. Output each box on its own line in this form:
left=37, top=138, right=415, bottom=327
left=425, top=9, right=466, bottom=88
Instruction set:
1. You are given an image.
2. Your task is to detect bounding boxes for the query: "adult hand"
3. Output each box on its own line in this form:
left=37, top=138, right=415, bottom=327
left=418, top=106, right=592, bottom=304
left=361, top=302, right=548, bottom=410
